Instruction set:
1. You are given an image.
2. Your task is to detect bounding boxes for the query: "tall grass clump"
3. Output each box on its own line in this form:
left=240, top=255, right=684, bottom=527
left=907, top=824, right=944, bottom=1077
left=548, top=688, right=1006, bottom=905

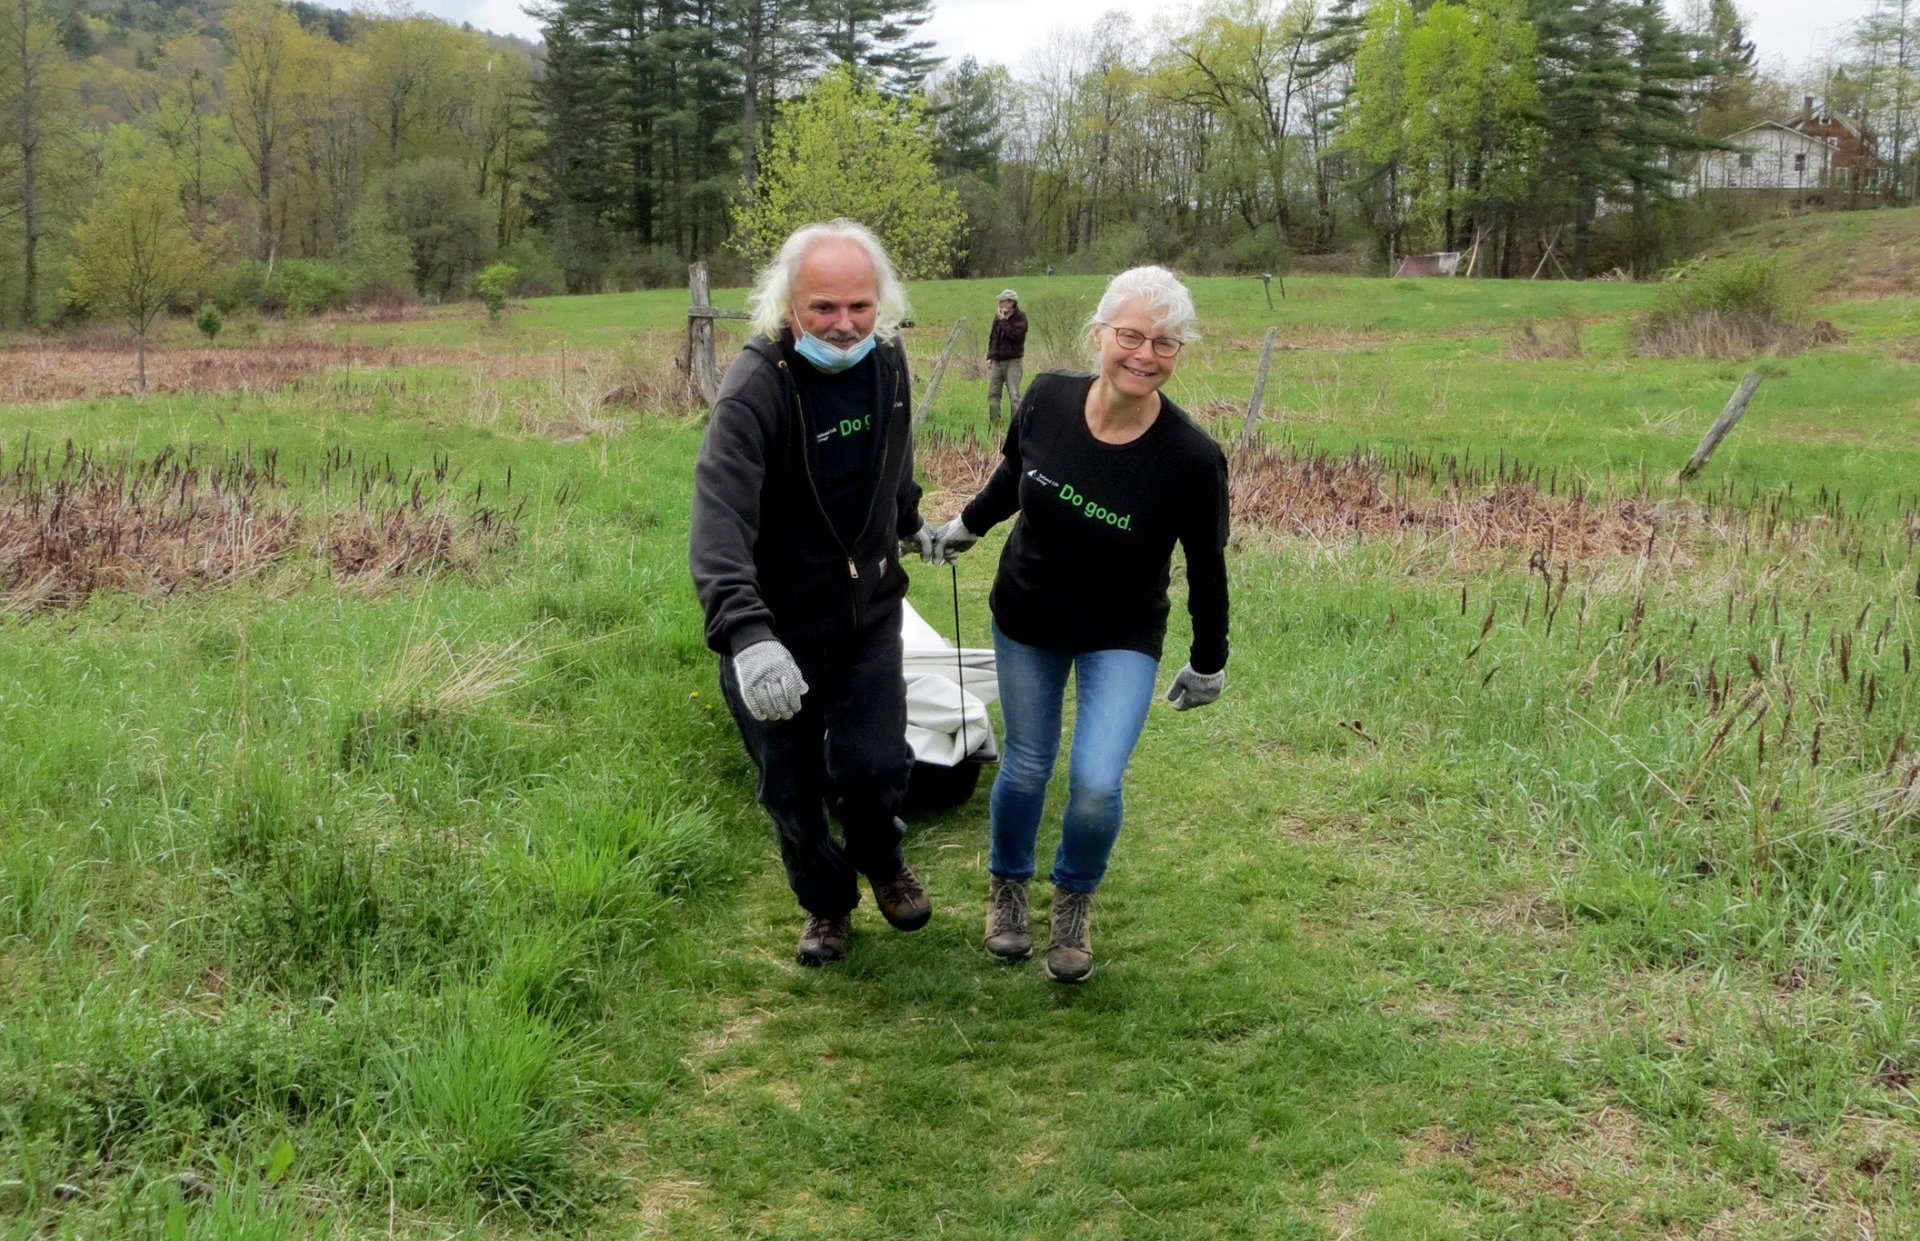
left=1635, top=255, right=1837, bottom=357
left=0, top=433, right=741, bottom=1235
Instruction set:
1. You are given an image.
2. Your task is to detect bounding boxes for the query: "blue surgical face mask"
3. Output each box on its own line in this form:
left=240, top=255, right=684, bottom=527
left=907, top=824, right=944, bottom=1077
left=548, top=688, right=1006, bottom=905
left=793, top=328, right=877, bottom=373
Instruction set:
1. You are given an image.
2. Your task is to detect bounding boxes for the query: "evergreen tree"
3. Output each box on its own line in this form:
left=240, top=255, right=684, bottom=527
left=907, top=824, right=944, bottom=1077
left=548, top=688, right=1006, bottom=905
left=1694, top=0, right=1762, bottom=136
left=928, top=56, right=1001, bottom=181
left=810, top=0, right=939, bottom=94
left=1533, top=0, right=1635, bottom=274
left=535, top=0, right=617, bottom=287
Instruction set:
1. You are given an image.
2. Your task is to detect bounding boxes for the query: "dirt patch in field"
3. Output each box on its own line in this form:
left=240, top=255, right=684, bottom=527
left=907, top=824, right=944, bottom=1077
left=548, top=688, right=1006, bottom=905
left=0, top=444, right=517, bottom=613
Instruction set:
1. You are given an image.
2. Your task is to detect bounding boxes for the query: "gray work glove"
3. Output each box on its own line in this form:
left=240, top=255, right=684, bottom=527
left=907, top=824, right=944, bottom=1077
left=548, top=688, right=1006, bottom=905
left=733, top=639, right=808, bottom=722
left=1165, top=665, right=1224, bottom=711
left=930, top=516, right=979, bottom=565
left=900, top=523, right=936, bottom=564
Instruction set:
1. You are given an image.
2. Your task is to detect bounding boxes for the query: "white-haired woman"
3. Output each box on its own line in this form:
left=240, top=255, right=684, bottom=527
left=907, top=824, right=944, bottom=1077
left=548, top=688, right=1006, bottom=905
left=932, top=265, right=1230, bottom=983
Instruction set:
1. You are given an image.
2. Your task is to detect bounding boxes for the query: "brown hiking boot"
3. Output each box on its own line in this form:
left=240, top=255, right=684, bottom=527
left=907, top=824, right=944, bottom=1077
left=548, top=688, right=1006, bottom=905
left=796, top=912, right=851, bottom=966
left=1045, top=888, right=1094, bottom=984
left=869, top=863, right=931, bottom=932
left=983, top=877, right=1032, bottom=960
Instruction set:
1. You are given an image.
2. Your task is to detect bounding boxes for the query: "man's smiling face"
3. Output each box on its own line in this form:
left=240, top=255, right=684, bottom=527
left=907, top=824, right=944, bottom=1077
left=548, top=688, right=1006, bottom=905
left=787, top=238, right=879, bottom=345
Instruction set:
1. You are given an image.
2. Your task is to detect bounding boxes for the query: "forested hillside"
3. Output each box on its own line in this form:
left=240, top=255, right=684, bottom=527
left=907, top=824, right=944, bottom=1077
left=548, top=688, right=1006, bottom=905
left=0, top=0, right=1915, bottom=332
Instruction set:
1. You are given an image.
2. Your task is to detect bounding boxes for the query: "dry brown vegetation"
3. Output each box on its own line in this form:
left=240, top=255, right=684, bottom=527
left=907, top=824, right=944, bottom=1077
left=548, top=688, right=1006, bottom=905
left=917, top=434, right=1917, bottom=578
left=1505, top=317, right=1585, bottom=360
left=0, top=441, right=518, bottom=613
left=1633, top=311, right=1844, bottom=359
left=0, top=332, right=711, bottom=419
left=0, top=342, right=415, bottom=402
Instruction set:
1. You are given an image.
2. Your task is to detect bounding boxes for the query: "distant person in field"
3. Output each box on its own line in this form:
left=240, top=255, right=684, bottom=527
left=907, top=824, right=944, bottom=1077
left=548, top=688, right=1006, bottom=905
left=690, top=218, right=938, bottom=966
left=986, top=288, right=1028, bottom=434
left=930, top=265, right=1230, bottom=983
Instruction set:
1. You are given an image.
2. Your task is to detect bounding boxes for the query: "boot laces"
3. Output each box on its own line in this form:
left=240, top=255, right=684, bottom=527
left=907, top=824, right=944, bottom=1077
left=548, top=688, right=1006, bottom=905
left=878, top=866, right=924, bottom=905
left=991, top=879, right=1027, bottom=928
left=1054, top=892, right=1091, bottom=947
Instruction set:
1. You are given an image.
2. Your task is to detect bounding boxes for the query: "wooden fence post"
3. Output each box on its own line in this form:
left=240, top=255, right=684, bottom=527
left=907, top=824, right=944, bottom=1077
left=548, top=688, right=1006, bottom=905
left=687, top=263, right=753, bottom=404
left=1679, top=372, right=1765, bottom=482
left=688, top=263, right=720, bottom=403
left=1237, top=326, right=1280, bottom=454
left=914, top=316, right=966, bottom=430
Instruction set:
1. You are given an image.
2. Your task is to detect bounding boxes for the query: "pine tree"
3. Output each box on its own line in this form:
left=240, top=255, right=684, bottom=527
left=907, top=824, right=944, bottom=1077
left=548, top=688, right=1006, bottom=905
left=535, top=0, right=618, bottom=286
left=809, top=0, right=940, bottom=94
left=1695, top=0, right=1761, bottom=137
left=928, top=56, right=1002, bottom=182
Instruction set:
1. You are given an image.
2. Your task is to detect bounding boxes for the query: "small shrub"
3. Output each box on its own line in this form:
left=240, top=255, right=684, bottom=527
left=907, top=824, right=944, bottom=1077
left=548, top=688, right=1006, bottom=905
left=1635, top=255, right=1839, bottom=357
left=195, top=302, right=223, bottom=342
left=476, top=262, right=521, bottom=324
left=210, top=260, right=352, bottom=317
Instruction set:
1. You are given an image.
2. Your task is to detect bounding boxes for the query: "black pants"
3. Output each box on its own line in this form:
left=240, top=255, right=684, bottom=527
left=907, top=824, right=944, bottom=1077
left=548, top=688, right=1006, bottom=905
left=719, top=615, right=913, bottom=917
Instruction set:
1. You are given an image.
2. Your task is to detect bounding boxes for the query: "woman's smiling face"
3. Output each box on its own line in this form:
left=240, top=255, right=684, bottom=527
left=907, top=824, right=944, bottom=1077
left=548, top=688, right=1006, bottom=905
left=1093, top=300, right=1180, bottom=399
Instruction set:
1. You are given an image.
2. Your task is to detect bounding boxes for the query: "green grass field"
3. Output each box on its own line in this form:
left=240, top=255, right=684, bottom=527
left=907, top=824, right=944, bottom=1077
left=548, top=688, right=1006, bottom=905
left=4, top=223, right=1920, bottom=1238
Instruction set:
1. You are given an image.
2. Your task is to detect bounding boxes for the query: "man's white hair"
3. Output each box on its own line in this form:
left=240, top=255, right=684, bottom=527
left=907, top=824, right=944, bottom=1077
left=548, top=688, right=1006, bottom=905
left=1088, top=265, right=1202, bottom=345
left=747, top=219, right=911, bottom=342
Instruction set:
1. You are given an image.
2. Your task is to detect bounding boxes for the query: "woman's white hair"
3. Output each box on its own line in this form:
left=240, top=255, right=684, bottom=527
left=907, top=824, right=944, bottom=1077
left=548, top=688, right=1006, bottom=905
left=747, top=219, right=911, bottom=342
left=1088, top=265, right=1202, bottom=345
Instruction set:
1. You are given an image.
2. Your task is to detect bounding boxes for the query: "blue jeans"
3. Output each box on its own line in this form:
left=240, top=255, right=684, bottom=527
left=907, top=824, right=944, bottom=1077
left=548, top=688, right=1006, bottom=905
left=988, top=621, right=1159, bottom=895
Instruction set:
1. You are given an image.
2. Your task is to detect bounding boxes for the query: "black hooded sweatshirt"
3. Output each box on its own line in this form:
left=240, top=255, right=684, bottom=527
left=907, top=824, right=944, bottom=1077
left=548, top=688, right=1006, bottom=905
left=690, top=331, right=923, bottom=656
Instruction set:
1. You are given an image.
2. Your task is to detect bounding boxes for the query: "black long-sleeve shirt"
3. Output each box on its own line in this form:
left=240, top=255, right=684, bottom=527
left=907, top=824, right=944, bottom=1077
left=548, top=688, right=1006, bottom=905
left=961, top=371, right=1230, bottom=673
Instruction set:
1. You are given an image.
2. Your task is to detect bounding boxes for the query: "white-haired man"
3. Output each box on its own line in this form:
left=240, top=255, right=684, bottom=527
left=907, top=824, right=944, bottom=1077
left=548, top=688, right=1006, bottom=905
left=690, top=219, right=936, bottom=966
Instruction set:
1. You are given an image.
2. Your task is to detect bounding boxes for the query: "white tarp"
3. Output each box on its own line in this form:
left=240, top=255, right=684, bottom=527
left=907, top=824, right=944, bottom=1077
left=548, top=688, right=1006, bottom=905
left=901, top=600, right=998, bottom=767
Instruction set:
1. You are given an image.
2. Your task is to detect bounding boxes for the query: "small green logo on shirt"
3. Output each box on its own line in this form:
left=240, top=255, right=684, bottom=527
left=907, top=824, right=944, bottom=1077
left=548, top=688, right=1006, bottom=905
left=1059, top=481, right=1130, bottom=530
left=814, top=413, right=872, bottom=444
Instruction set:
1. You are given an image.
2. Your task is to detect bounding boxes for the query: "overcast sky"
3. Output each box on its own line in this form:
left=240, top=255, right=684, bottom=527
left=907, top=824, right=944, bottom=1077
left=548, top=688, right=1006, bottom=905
left=451, top=0, right=1864, bottom=79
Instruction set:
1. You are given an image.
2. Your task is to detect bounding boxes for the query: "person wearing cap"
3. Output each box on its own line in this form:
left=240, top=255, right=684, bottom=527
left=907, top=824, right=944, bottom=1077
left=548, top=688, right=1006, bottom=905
left=986, top=289, right=1028, bottom=434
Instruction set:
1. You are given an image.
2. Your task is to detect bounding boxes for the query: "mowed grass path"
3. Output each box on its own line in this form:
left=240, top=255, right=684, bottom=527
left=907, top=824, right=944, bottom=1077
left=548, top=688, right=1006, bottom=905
left=3, top=268, right=1920, bottom=1238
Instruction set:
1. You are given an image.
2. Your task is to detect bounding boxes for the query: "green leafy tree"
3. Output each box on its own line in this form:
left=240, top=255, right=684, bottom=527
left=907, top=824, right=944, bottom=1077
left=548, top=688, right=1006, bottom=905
left=367, top=156, right=494, bottom=299
left=1163, top=0, right=1321, bottom=249
left=1400, top=0, right=1541, bottom=252
left=731, top=65, right=963, bottom=277
left=476, top=260, right=519, bottom=323
left=65, top=165, right=206, bottom=396
left=1343, top=0, right=1415, bottom=262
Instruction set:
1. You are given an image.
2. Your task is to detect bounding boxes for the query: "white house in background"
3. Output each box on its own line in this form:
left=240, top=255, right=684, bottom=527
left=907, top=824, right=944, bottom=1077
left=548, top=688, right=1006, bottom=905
left=1692, top=120, right=1840, bottom=194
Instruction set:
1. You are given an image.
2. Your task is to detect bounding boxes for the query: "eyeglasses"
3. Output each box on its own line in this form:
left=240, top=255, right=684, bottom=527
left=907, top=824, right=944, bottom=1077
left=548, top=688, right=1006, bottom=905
left=1104, top=326, right=1185, bottom=358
